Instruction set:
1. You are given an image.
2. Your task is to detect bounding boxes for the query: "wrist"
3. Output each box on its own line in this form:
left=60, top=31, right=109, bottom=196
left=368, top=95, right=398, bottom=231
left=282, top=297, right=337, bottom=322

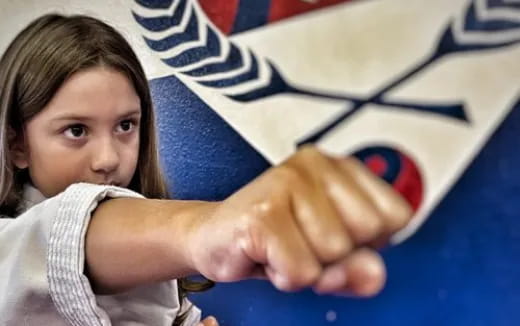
left=164, top=199, right=221, bottom=278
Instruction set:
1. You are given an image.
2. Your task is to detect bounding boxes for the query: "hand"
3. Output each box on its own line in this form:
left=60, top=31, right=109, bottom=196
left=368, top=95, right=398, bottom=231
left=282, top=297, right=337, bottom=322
left=187, top=145, right=413, bottom=297
left=197, top=316, right=219, bottom=326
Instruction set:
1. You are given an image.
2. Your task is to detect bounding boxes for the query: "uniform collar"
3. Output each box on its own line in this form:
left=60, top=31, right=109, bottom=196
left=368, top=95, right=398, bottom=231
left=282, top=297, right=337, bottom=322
left=19, top=183, right=47, bottom=212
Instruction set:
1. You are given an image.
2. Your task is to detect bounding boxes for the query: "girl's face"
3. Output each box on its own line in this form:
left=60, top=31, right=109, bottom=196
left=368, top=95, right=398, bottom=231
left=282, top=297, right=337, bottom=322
left=12, top=67, right=141, bottom=197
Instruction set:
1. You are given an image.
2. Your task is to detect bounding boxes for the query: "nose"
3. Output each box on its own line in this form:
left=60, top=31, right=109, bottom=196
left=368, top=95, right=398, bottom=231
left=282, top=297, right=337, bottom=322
left=90, top=136, right=119, bottom=175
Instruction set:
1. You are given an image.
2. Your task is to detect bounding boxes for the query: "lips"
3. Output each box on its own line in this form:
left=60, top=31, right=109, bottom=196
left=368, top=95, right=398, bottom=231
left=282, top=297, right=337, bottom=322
left=89, top=180, right=121, bottom=187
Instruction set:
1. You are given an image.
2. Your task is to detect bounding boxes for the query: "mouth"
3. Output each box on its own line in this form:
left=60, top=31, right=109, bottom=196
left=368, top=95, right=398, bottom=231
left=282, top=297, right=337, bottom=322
left=98, top=181, right=121, bottom=187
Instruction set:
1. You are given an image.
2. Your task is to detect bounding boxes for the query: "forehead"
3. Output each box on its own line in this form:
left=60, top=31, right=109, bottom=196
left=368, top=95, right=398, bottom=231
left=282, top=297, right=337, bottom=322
left=39, top=66, right=141, bottom=120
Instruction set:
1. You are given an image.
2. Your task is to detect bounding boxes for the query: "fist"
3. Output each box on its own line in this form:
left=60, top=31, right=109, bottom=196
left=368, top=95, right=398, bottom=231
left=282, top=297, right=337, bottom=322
left=188, top=146, right=413, bottom=297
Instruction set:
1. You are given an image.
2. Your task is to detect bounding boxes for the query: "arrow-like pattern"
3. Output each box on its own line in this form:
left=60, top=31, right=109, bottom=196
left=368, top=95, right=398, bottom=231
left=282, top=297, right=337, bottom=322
left=133, top=0, right=478, bottom=131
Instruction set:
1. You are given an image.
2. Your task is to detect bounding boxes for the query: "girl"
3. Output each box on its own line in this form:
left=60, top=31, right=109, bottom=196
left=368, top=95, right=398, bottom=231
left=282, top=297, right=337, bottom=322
left=0, top=13, right=413, bottom=326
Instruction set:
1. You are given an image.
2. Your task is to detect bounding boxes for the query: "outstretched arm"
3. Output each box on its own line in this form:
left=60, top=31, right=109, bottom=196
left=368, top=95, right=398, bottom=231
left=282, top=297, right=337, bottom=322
left=85, top=198, right=217, bottom=294
left=86, top=146, right=413, bottom=296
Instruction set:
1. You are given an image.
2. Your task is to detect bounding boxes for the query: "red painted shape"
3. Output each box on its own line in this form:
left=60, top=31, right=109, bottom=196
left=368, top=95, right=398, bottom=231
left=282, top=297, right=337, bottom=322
left=198, top=0, right=239, bottom=35
left=366, top=155, right=388, bottom=176
left=393, top=154, right=423, bottom=212
left=268, top=0, right=353, bottom=23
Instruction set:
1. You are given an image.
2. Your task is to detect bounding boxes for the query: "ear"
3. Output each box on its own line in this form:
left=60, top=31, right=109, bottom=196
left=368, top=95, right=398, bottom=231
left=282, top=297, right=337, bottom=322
left=8, top=127, right=29, bottom=169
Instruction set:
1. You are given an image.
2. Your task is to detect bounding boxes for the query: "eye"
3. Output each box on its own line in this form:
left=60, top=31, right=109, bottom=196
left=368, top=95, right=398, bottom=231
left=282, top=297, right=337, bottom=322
left=116, top=119, right=137, bottom=133
left=64, top=124, right=87, bottom=139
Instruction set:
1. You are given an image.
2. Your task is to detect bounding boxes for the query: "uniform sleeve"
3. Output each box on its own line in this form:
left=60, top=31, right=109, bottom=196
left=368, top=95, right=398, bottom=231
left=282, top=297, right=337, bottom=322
left=47, top=183, right=145, bottom=325
left=0, top=183, right=200, bottom=326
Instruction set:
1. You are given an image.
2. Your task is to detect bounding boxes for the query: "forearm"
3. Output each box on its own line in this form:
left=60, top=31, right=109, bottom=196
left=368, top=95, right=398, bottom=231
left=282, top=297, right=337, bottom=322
left=85, top=197, right=219, bottom=295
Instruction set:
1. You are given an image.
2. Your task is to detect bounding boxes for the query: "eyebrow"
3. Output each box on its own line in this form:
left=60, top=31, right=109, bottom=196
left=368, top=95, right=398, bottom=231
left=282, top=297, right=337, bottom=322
left=51, top=109, right=142, bottom=122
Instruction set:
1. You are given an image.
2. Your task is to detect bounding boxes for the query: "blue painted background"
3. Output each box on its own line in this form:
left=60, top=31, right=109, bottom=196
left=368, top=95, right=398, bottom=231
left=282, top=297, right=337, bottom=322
left=151, top=73, right=520, bottom=325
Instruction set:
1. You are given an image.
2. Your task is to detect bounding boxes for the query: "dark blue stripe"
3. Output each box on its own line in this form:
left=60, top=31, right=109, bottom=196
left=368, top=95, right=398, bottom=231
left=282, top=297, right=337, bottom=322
left=488, top=0, right=520, bottom=10
left=228, top=61, right=290, bottom=102
left=142, top=6, right=198, bottom=52
left=464, top=2, right=520, bottom=32
left=199, top=51, right=259, bottom=88
left=135, top=0, right=173, bottom=9
left=162, top=27, right=221, bottom=68
left=183, top=44, right=244, bottom=76
left=132, top=0, right=187, bottom=32
left=435, top=22, right=519, bottom=56
left=231, top=0, right=271, bottom=35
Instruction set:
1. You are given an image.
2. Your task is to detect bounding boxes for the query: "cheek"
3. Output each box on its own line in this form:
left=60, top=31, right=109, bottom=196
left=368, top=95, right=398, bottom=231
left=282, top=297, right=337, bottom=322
left=121, top=137, right=140, bottom=174
left=28, top=137, right=84, bottom=173
left=27, top=147, right=88, bottom=197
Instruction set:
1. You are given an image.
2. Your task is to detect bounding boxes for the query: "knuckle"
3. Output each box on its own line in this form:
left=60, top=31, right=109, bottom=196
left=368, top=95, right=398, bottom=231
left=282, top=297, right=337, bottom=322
left=251, top=200, right=276, bottom=220
left=299, top=144, right=321, bottom=157
left=317, top=234, right=352, bottom=262
left=352, top=214, right=384, bottom=243
left=386, top=201, right=414, bottom=231
left=285, top=266, right=320, bottom=291
left=300, top=266, right=321, bottom=285
left=274, top=165, right=302, bottom=187
left=341, top=156, right=363, bottom=170
left=367, top=214, right=385, bottom=237
left=294, top=145, right=328, bottom=165
left=273, top=262, right=321, bottom=292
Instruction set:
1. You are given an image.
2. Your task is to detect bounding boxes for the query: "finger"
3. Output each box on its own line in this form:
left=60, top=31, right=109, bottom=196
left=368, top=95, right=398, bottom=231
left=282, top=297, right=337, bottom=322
left=337, top=157, right=414, bottom=235
left=259, top=207, right=322, bottom=292
left=198, top=316, right=219, bottom=326
left=281, top=149, right=353, bottom=262
left=292, top=148, right=383, bottom=244
left=313, top=248, right=386, bottom=297
left=313, top=153, right=385, bottom=244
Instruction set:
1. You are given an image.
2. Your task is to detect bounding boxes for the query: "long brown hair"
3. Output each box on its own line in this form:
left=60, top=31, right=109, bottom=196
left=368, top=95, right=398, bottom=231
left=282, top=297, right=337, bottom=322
left=0, top=13, right=212, bottom=324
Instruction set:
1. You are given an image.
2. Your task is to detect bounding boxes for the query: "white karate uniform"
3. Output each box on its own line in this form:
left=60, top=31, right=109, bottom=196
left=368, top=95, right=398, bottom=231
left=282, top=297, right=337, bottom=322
left=0, top=183, right=201, bottom=325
